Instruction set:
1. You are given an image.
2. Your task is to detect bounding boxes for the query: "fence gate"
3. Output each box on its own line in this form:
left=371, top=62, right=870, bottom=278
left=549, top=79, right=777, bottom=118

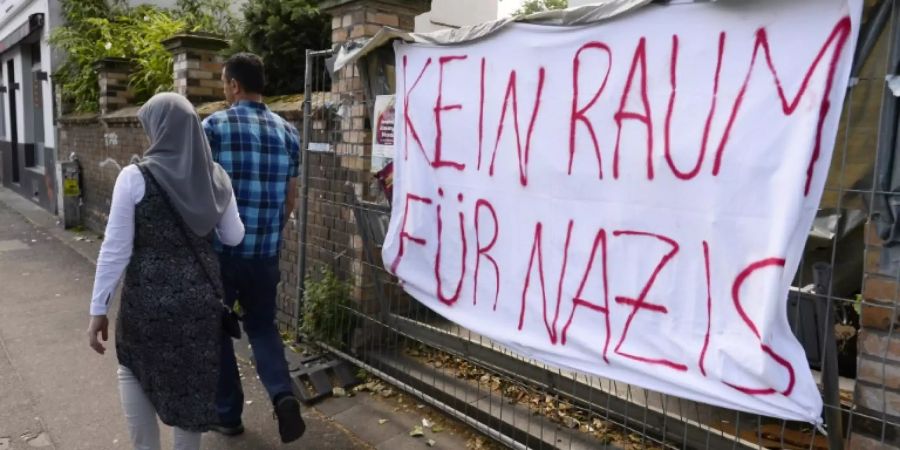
left=297, top=2, right=900, bottom=447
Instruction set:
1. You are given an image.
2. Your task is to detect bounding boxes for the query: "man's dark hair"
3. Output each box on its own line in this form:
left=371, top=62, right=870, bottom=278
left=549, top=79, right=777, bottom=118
left=224, top=53, right=266, bottom=94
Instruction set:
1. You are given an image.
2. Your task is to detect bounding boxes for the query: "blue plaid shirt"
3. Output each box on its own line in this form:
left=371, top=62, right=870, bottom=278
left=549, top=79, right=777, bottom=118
left=203, top=100, right=300, bottom=258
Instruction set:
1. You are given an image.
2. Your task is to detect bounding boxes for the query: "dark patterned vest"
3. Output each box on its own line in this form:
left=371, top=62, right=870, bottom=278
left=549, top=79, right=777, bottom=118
left=115, top=165, right=222, bottom=431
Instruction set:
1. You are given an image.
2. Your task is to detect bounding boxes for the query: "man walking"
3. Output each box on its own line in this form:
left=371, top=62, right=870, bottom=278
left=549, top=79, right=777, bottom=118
left=203, top=52, right=305, bottom=443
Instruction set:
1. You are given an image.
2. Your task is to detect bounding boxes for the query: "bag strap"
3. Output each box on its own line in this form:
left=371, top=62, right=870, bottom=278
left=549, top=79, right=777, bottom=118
left=136, top=164, right=228, bottom=305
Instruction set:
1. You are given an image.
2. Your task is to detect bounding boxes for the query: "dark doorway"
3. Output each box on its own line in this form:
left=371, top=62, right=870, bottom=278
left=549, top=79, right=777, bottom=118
left=7, top=59, right=17, bottom=183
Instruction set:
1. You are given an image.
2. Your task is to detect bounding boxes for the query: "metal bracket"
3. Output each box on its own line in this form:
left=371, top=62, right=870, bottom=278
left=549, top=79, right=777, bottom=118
left=290, top=353, right=360, bottom=404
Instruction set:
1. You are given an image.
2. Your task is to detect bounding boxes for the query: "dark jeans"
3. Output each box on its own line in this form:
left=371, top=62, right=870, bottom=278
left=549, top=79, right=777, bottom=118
left=217, top=254, right=293, bottom=426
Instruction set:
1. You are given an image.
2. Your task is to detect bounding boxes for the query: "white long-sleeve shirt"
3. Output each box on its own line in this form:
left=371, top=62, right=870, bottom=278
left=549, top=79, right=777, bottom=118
left=89, top=165, right=244, bottom=316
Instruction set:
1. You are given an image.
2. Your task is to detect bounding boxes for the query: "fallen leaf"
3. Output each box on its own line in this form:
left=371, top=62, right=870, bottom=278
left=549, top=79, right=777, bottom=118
left=19, top=432, right=36, bottom=441
left=562, top=416, right=579, bottom=429
left=24, top=432, right=51, bottom=448
left=432, top=424, right=445, bottom=433
left=835, top=323, right=856, bottom=340
left=409, top=426, right=425, bottom=437
left=427, top=439, right=436, bottom=447
left=422, top=418, right=434, bottom=428
left=378, top=419, right=388, bottom=425
left=245, top=400, right=253, bottom=405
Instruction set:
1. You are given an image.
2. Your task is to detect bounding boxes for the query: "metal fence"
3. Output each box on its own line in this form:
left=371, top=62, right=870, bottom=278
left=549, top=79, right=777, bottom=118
left=296, top=2, right=900, bottom=448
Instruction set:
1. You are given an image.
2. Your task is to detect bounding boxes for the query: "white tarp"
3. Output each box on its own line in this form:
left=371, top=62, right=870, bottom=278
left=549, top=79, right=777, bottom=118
left=382, top=0, right=863, bottom=422
left=332, top=0, right=651, bottom=72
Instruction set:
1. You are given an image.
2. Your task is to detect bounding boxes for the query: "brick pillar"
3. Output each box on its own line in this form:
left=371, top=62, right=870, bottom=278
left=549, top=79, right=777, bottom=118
left=324, top=0, right=427, bottom=44
left=94, top=58, right=134, bottom=115
left=162, top=33, right=228, bottom=104
left=851, top=223, right=900, bottom=448
left=318, top=0, right=429, bottom=307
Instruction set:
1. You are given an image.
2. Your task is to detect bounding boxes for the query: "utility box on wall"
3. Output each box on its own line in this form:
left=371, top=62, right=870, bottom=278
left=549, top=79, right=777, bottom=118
left=59, top=159, right=81, bottom=228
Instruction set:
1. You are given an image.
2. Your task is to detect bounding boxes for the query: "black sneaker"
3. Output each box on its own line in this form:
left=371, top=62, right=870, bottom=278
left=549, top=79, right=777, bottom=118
left=274, top=395, right=306, bottom=443
left=209, top=422, right=245, bottom=436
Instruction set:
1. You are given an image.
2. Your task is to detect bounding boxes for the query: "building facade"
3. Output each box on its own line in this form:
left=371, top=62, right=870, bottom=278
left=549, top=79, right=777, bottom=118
left=0, top=0, right=62, bottom=213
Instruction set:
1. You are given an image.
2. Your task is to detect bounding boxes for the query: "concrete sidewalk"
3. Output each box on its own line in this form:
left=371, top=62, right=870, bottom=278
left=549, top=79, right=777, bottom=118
left=0, top=188, right=491, bottom=450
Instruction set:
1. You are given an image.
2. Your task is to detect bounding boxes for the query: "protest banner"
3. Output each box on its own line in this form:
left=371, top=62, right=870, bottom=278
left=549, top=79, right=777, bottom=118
left=383, top=0, right=863, bottom=422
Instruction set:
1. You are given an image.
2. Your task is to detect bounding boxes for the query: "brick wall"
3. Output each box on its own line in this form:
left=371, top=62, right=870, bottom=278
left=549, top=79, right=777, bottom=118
left=58, top=115, right=109, bottom=232
left=845, top=2, right=900, bottom=447
left=315, top=0, right=428, bottom=319
left=852, top=220, right=900, bottom=448
left=273, top=108, right=303, bottom=331
left=59, top=114, right=157, bottom=233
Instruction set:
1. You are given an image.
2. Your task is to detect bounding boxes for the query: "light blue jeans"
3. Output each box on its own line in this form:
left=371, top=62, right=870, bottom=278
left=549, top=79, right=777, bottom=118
left=118, top=365, right=202, bottom=450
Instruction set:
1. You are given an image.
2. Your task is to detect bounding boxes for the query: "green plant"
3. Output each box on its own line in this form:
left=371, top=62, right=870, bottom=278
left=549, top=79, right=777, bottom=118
left=51, top=1, right=188, bottom=112
left=51, top=0, right=116, bottom=111
left=514, top=0, right=568, bottom=16
left=230, top=0, right=331, bottom=95
left=301, top=267, right=354, bottom=348
left=125, top=7, right=186, bottom=99
left=176, top=0, right=241, bottom=36
left=51, top=0, right=238, bottom=112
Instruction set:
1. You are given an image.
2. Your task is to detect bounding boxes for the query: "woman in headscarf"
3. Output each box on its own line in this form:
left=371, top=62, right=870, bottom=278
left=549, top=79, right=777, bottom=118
left=86, top=93, right=244, bottom=450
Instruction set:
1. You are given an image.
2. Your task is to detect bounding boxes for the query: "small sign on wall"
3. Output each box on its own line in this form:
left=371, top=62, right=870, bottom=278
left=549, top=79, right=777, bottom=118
left=371, top=94, right=395, bottom=173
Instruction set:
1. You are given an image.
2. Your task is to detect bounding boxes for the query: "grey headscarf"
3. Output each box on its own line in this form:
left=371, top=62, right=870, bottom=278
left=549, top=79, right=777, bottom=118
left=137, top=93, right=233, bottom=236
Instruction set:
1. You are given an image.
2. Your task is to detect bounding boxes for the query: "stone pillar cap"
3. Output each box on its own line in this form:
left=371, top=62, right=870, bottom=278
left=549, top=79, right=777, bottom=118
left=162, top=33, right=229, bottom=52
left=320, top=0, right=431, bottom=15
left=92, top=57, right=134, bottom=72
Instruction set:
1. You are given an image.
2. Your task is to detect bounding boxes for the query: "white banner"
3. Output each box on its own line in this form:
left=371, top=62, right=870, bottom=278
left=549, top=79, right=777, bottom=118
left=383, top=0, right=862, bottom=422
